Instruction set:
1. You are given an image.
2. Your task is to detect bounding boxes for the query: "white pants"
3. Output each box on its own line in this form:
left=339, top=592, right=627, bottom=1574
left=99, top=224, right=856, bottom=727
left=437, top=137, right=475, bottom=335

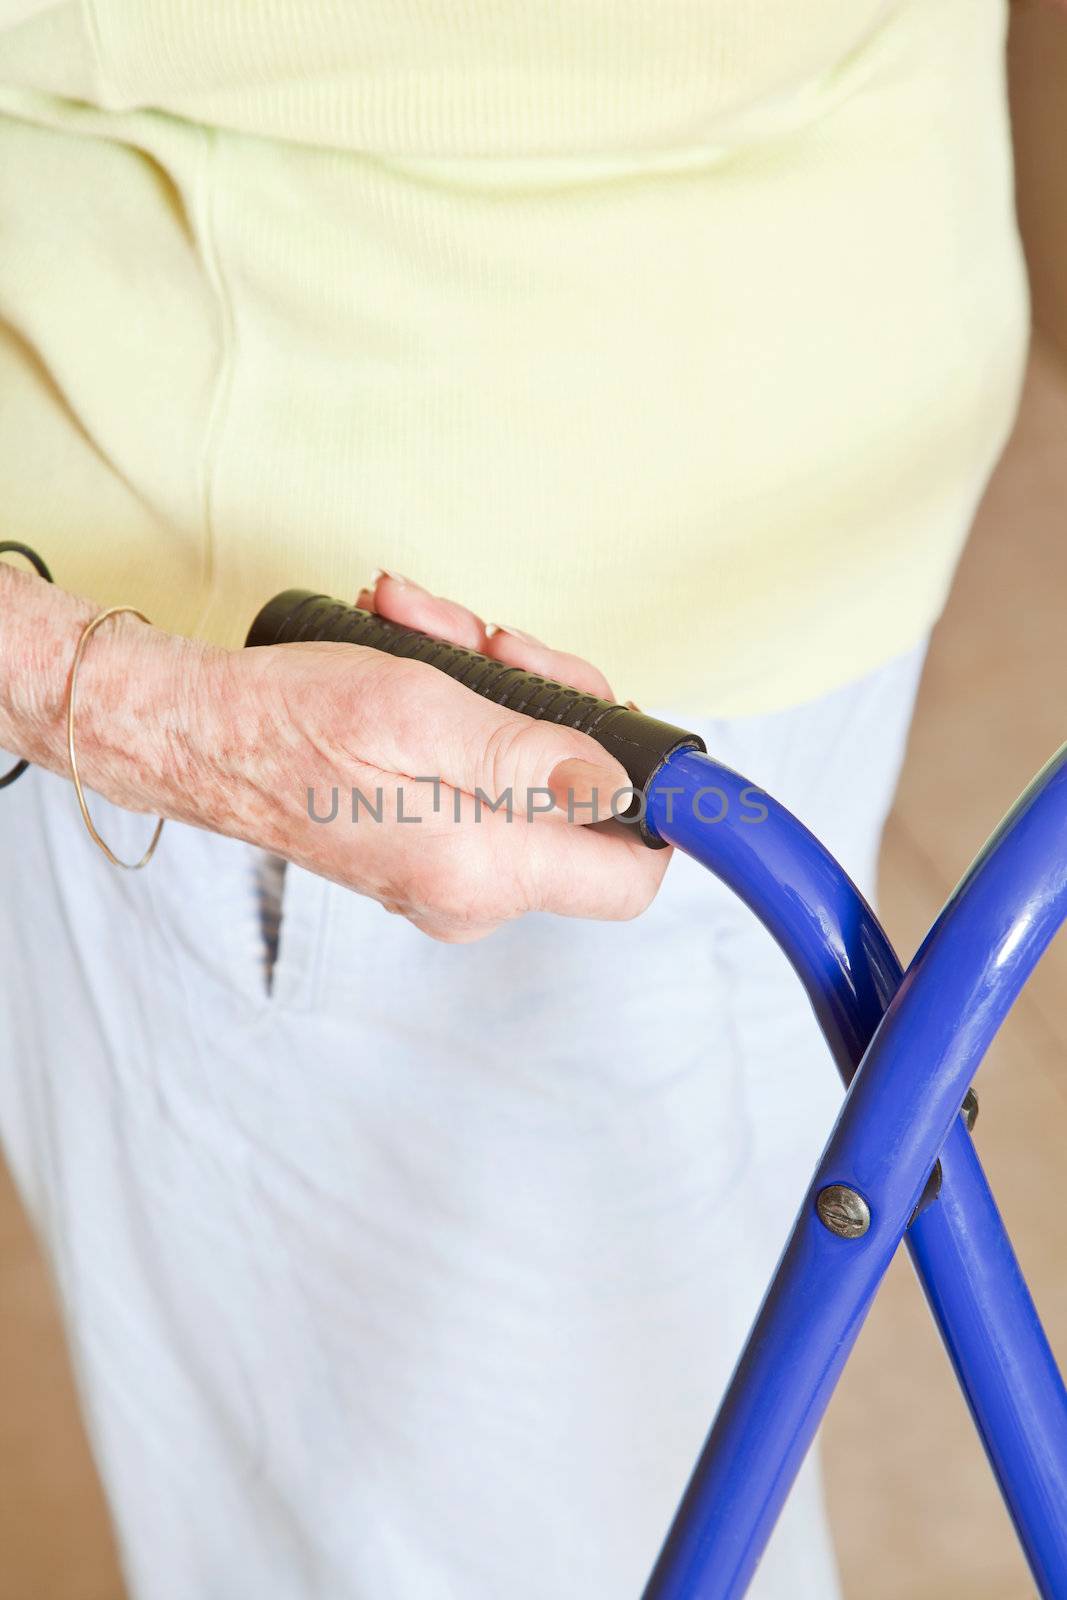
left=0, top=643, right=926, bottom=1600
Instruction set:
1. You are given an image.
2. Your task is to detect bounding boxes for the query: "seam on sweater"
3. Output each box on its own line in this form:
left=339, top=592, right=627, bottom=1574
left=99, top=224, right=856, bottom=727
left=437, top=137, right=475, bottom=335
left=190, top=125, right=237, bottom=637
left=78, top=0, right=112, bottom=107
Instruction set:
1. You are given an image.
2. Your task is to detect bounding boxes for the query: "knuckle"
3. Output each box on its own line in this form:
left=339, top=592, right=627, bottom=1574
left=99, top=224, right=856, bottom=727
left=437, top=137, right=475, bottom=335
left=611, top=860, right=664, bottom=922
left=348, top=653, right=440, bottom=723
left=412, top=846, right=519, bottom=928
left=476, top=714, right=528, bottom=796
left=478, top=715, right=596, bottom=798
left=420, top=919, right=500, bottom=946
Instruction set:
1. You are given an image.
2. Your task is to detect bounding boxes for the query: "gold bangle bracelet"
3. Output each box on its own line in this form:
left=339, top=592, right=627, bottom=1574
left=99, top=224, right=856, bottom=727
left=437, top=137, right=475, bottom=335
left=66, top=606, right=165, bottom=871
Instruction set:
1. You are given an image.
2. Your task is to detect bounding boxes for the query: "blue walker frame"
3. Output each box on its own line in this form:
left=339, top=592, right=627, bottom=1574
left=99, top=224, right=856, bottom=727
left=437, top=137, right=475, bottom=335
left=638, top=742, right=1067, bottom=1599
left=7, top=553, right=1064, bottom=1595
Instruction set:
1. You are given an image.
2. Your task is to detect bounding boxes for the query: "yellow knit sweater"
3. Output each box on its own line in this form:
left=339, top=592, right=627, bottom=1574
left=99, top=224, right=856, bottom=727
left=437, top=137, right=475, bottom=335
left=0, top=0, right=1028, bottom=713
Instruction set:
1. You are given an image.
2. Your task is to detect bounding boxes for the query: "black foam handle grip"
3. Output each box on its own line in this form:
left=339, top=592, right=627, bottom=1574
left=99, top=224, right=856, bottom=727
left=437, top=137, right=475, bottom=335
left=245, top=589, right=705, bottom=846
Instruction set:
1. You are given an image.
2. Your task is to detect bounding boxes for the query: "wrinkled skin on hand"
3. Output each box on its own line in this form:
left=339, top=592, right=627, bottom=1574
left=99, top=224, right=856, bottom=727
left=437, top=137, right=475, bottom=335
left=8, top=566, right=668, bottom=944
left=210, top=572, right=671, bottom=942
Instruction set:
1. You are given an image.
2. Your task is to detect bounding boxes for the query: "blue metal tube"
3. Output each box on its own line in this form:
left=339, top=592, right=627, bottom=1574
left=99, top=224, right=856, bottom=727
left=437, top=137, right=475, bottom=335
left=909, top=1133, right=1067, bottom=1588
left=640, top=756, right=896, bottom=1083
left=641, top=747, right=1067, bottom=1599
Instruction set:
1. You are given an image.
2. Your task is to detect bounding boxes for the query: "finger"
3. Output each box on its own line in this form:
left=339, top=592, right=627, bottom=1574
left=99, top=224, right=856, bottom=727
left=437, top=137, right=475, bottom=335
left=399, top=798, right=671, bottom=931
left=483, top=623, right=615, bottom=701
left=523, top=824, right=670, bottom=923
left=364, top=570, right=490, bottom=654
left=360, top=576, right=618, bottom=702
left=405, top=913, right=507, bottom=945
left=377, top=893, right=504, bottom=944
left=499, top=806, right=672, bottom=922
left=339, top=652, right=633, bottom=827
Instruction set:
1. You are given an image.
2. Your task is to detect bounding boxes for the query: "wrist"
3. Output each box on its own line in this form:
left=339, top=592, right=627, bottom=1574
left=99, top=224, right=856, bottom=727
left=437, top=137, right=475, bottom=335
left=0, top=563, right=233, bottom=825
left=72, top=616, right=231, bottom=827
left=0, top=564, right=92, bottom=774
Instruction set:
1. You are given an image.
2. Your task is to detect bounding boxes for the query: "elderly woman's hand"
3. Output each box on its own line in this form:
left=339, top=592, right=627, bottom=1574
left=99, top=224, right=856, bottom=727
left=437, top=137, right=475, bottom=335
left=0, top=564, right=670, bottom=942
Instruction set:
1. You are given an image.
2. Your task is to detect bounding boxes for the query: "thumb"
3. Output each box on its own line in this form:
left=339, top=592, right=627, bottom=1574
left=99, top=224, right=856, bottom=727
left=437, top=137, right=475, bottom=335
left=361, top=653, right=632, bottom=825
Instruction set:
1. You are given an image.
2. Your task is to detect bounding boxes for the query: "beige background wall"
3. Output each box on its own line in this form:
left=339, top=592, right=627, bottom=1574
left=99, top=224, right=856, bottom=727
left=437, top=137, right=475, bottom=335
left=1010, top=1, right=1067, bottom=364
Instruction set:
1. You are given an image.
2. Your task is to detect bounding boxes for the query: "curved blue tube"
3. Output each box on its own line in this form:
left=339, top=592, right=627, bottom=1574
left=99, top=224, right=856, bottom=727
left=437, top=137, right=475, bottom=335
left=641, top=747, right=1067, bottom=1599
left=642, top=755, right=896, bottom=1083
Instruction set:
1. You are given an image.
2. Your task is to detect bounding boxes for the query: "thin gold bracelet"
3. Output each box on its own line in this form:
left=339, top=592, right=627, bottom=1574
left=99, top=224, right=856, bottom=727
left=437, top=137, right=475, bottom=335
left=66, top=606, right=165, bottom=871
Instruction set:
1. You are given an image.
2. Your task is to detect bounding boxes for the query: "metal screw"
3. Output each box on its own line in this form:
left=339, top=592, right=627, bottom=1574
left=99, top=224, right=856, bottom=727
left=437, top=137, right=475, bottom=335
left=816, top=1184, right=871, bottom=1240
left=961, top=1088, right=979, bottom=1133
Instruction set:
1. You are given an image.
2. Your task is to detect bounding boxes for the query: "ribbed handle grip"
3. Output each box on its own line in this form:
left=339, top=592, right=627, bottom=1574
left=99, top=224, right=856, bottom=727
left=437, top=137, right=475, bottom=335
left=245, top=589, right=705, bottom=846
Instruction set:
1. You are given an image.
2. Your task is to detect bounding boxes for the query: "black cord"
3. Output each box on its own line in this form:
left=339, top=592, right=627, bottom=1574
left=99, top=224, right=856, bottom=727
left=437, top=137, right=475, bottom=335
left=0, top=542, right=54, bottom=790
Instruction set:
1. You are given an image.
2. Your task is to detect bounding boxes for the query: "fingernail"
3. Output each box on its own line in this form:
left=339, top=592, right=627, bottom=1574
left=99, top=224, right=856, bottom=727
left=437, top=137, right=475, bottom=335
left=547, top=757, right=621, bottom=820
left=625, top=699, right=642, bottom=712
left=486, top=622, right=542, bottom=645
left=371, top=568, right=411, bottom=589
